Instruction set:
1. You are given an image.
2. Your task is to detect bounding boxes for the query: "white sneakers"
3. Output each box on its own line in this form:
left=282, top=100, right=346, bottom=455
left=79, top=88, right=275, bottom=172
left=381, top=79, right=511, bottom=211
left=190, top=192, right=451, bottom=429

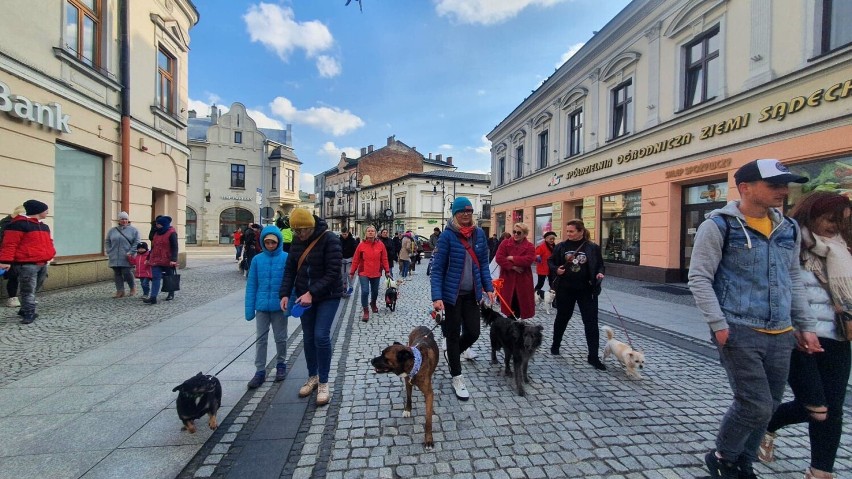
left=461, top=348, right=478, bottom=360
left=452, top=375, right=470, bottom=401
left=5, top=297, right=19, bottom=308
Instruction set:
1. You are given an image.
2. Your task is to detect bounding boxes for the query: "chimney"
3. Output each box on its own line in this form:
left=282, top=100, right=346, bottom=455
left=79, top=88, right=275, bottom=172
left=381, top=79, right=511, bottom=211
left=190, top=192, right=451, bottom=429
left=360, top=147, right=367, bottom=156
left=210, top=104, right=219, bottom=124
left=436, top=154, right=442, bottom=162
left=447, top=156, right=453, bottom=165
left=188, top=110, right=197, bottom=119
left=368, top=145, right=374, bottom=153
left=387, top=135, right=395, bottom=146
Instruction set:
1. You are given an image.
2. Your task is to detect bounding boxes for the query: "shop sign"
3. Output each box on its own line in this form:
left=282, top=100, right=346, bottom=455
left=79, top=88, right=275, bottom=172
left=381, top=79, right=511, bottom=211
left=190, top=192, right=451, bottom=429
left=665, top=158, right=733, bottom=179
left=221, top=195, right=254, bottom=201
left=582, top=196, right=596, bottom=207
left=0, top=80, right=71, bottom=133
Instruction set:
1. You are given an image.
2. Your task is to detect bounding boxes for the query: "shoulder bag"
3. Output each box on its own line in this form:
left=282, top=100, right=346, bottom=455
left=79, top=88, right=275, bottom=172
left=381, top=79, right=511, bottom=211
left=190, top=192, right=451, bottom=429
left=297, top=231, right=328, bottom=272
left=815, top=275, right=852, bottom=341
left=161, top=267, right=181, bottom=293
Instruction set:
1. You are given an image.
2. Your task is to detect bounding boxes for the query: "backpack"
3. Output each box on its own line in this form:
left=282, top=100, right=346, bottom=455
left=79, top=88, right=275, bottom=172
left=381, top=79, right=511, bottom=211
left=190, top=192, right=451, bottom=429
left=0, top=215, right=13, bottom=245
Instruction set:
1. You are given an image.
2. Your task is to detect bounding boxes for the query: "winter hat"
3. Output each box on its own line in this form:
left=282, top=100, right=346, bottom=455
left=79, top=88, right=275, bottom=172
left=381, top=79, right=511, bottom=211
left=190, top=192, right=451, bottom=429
left=290, top=209, right=315, bottom=229
left=451, top=197, right=473, bottom=216
left=543, top=231, right=557, bottom=239
left=23, top=199, right=48, bottom=216
left=734, top=159, right=808, bottom=185
left=136, top=242, right=149, bottom=251
left=117, top=211, right=129, bottom=220
left=156, top=215, right=172, bottom=228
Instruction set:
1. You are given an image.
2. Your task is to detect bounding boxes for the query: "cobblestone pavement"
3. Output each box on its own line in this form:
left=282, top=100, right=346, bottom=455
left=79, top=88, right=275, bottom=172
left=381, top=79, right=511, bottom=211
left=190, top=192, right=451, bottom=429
left=0, top=254, right=245, bottom=386
left=186, top=267, right=852, bottom=479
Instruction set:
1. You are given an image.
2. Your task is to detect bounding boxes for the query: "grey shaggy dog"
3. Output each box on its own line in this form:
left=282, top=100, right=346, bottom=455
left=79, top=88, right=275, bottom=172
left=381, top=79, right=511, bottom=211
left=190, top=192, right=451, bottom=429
left=481, top=304, right=544, bottom=397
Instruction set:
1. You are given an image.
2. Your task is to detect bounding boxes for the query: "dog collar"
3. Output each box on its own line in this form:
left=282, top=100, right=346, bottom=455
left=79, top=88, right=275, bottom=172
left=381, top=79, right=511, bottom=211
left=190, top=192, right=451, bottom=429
left=408, top=346, right=423, bottom=379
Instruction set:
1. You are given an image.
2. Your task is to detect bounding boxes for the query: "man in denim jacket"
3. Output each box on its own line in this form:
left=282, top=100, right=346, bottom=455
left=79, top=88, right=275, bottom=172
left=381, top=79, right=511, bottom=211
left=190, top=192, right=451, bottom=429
left=689, top=159, right=823, bottom=479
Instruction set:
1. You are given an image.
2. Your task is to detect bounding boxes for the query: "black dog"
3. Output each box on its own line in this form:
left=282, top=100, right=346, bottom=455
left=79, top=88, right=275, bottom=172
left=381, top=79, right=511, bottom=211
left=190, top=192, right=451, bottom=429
left=172, top=372, right=222, bottom=433
left=481, top=305, right=544, bottom=397
left=385, top=283, right=398, bottom=312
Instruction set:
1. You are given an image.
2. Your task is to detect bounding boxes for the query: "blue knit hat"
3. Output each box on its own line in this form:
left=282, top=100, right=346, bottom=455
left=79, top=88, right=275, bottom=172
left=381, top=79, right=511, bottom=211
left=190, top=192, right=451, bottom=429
left=451, top=197, right=473, bottom=216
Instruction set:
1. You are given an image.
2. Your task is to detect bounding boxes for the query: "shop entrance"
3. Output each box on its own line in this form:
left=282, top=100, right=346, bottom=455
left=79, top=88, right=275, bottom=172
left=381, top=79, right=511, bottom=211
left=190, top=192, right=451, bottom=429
left=681, top=181, right=728, bottom=282
left=220, top=207, right=254, bottom=244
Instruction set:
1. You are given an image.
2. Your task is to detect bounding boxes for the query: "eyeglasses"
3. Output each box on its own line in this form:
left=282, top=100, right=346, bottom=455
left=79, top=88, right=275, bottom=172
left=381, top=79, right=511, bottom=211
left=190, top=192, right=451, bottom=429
left=513, top=230, right=524, bottom=235
left=457, top=210, right=474, bottom=215
left=293, top=228, right=313, bottom=234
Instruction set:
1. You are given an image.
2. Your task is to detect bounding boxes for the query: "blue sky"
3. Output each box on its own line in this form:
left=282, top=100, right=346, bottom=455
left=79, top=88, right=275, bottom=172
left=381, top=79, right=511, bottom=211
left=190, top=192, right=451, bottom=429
left=188, top=0, right=631, bottom=192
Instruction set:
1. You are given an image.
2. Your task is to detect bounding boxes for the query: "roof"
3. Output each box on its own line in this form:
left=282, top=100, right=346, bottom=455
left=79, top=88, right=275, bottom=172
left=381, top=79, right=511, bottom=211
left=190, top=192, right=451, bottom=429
left=416, top=170, right=490, bottom=182
left=187, top=117, right=291, bottom=146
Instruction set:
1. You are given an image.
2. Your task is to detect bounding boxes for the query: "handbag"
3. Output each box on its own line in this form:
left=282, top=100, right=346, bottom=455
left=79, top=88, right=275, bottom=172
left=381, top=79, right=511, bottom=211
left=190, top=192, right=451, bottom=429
left=834, top=310, right=852, bottom=341
left=161, top=268, right=181, bottom=293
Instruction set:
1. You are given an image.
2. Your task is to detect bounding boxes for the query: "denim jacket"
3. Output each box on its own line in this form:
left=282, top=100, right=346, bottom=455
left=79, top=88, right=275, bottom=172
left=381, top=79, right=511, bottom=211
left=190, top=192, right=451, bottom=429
left=688, top=201, right=815, bottom=333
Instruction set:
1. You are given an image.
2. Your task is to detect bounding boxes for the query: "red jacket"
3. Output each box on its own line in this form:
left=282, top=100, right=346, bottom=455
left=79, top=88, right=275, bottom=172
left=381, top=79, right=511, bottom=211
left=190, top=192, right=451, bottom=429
left=233, top=230, right=242, bottom=246
left=534, top=241, right=554, bottom=276
left=495, top=237, right=536, bottom=319
left=0, top=216, right=56, bottom=264
left=350, top=238, right=390, bottom=279
left=130, top=251, right=153, bottom=278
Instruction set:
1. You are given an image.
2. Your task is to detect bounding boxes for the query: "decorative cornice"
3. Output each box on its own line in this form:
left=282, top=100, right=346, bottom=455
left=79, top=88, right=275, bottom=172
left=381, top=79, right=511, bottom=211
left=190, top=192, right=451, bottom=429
left=601, top=51, right=642, bottom=82
left=532, top=111, right=552, bottom=129
left=561, top=87, right=588, bottom=110
left=664, top=0, right=728, bottom=39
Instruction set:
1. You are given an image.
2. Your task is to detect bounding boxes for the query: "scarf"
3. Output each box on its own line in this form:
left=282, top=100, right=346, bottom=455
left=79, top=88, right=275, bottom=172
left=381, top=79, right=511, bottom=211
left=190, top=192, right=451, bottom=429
left=802, top=226, right=852, bottom=309
left=458, top=225, right=475, bottom=238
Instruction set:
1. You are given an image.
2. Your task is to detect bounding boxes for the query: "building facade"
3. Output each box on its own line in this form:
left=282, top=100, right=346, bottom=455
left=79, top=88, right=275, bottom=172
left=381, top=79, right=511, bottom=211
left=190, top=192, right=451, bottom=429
left=187, top=103, right=301, bottom=245
left=488, top=0, right=852, bottom=283
left=0, top=0, right=198, bottom=290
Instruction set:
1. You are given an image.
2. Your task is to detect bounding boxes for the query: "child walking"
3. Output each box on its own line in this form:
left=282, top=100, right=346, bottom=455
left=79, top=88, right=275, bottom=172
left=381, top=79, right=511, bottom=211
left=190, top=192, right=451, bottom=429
left=245, top=225, right=290, bottom=389
left=129, top=242, right=153, bottom=299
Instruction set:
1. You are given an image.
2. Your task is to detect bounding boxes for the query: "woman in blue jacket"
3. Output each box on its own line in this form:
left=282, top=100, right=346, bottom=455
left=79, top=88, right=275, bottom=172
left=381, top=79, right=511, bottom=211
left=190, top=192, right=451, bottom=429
left=430, top=197, right=496, bottom=401
left=245, top=225, right=289, bottom=389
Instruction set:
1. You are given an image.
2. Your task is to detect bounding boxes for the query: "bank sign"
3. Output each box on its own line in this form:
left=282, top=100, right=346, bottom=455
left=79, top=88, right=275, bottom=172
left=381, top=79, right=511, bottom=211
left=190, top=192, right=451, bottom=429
left=0, top=80, right=71, bottom=133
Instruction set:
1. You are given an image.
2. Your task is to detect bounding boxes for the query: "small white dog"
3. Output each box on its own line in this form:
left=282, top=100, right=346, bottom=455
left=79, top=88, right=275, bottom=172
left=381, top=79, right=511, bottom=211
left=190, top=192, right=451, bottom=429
left=602, top=326, right=645, bottom=379
left=535, top=289, right=556, bottom=315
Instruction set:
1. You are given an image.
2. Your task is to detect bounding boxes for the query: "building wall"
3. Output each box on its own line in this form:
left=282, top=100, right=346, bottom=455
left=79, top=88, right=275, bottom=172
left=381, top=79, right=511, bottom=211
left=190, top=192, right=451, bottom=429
left=487, top=0, right=852, bottom=283
left=0, top=0, right=198, bottom=293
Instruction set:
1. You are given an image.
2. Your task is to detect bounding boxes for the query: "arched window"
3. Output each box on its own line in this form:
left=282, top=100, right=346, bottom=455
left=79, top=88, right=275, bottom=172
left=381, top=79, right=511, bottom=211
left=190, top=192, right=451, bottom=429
left=186, top=207, right=197, bottom=244
left=220, top=207, right=254, bottom=244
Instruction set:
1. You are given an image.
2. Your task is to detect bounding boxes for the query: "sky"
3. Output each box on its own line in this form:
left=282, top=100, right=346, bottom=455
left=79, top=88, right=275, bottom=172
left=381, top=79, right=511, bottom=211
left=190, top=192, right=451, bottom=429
left=188, top=0, right=632, bottom=193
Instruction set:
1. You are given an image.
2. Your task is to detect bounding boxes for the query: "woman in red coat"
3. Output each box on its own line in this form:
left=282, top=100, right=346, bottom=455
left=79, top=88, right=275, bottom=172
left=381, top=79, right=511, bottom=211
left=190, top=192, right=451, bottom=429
left=349, top=225, right=392, bottom=322
left=495, top=222, right=536, bottom=319
left=534, top=231, right=557, bottom=298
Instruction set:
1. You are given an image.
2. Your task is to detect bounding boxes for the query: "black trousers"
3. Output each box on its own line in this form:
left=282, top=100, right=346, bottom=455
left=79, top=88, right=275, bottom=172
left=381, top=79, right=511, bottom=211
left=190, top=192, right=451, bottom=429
left=441, top=293, right=480, bottom=377
left=551, top=288, right=599, bottom=358
left=534, top=274, right=554, bottom=291
left=767, top=337, right=851, bottom=472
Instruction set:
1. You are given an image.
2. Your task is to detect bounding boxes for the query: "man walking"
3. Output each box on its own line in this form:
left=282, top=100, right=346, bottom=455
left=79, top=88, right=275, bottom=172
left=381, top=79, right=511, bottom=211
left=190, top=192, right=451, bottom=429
left=688, top=159, right=822, bottom=479
left=0, top=200, right=56, bottom=324
left=339, top=228, right=357, bottom=295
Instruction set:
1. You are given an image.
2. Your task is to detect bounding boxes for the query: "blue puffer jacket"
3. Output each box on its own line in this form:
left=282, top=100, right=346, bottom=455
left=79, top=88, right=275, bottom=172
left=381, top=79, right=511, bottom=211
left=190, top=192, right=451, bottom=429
left=245, top=225, right=288, bottom=320
left=430, top=219, right=493, bottom=305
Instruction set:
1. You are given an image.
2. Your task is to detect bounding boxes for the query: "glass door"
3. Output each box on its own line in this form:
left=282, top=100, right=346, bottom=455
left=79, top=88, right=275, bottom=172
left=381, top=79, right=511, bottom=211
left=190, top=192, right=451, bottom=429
left=681, top=182, right=728, bottom=282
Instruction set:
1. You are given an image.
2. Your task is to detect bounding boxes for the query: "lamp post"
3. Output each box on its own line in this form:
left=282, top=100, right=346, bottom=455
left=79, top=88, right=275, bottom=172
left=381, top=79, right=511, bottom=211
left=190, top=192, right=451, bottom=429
left=432, top=180, right=454, bottom=228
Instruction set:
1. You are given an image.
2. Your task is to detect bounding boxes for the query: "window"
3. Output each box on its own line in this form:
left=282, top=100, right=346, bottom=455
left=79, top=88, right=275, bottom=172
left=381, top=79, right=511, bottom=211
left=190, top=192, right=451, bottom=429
left=611, top=80, right=632, bottom=139
left=234, top=131, right=242, bottom=144
left=270, top=167, right=277, bottom=191
left=496, top=212, right=506, bottom=236
left=600, top=191, right=641, bottom=264
left=157, top=47, right=176, bottom=113
left=396, top=196, right=406, bottom=214
left=538, top=131, right=548, bottom=170
left=534, top=206, right=553, bottom=242
left=515, top=146, right=524, bottom=179
left=231, top=164, right=245, bottom=189
left=186, top=207, right=197, bottom=245
left=54, top=143, right=104, bottom=256
left=65, top=0, right=101, bottom=67
left=568, top=109, right=583, bottom=157
left=498, top=157, right=505, bottom=185
left=366, top=203, right=371, bottom=217
left=822, top=0, right=852, bottom=53
left=684, top=26, right=720, bottom=109
left=286, top=168, right=295, bottom=191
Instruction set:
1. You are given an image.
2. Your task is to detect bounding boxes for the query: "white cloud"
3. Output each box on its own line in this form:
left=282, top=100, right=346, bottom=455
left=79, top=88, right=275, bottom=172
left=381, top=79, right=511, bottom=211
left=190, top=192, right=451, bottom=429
left=466, top=135, right=492, bottom=157
left=244, top=3, right=341, bottom=76
left=434, top=0, right=566, bottom=25
left=316, top=55, right=341, bottom=78
left=557, top=42, right=584, bottom=67
left=439, top=144, right=454, bottom=150
left=246, top=109, right=284, bottom=129
left=300, top=172, right=315, bottom=193
left=187, top=93, right=227, bottom=117
left=318, top=141, right=361, bottom=164
left=270, top=97, right=364, bottom=136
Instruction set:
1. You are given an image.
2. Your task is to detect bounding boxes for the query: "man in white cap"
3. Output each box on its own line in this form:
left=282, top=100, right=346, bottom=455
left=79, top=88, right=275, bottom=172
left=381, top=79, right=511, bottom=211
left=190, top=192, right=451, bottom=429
left=0, top=200, right=56, bottom=324
left=688, top=159, right=822, bottom=479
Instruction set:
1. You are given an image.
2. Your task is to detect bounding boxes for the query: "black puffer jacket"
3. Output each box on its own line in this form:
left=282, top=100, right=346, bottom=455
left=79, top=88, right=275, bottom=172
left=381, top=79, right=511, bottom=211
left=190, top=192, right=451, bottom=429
left=279, top=216, right=343, bottom=302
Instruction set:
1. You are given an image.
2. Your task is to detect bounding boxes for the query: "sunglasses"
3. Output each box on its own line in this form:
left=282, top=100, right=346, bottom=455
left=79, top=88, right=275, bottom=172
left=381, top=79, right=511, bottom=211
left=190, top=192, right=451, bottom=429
left=513, top=230, right=524, bottom=235
left=293, top=228, right=313, bottom=234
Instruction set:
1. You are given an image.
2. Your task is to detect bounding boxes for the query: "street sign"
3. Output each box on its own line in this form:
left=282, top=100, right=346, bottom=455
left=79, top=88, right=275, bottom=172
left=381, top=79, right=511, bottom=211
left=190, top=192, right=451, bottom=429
left=255, top=188, right=263, bottom=205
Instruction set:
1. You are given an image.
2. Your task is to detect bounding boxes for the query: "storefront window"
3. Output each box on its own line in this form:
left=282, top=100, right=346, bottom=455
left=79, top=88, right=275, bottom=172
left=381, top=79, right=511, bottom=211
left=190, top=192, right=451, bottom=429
left=533, top=206, right=553, bottom=243
left=684, top=182, right=728, bottom=205
left=55, top=143, right=104, bottom=257
left=495, top=212, right=506, bottom=236
left=787, top=156, right=852, bottom=206
left=600, top=191, right=641, bottom=264
left=512, top=209, right=523, bottom=224
left=219, top=207, right=253, bottom=244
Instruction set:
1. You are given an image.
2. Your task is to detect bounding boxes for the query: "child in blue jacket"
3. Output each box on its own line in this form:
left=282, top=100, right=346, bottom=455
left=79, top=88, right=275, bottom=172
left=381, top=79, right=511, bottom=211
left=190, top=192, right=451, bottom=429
left=245, top=225, right=289, bottom=389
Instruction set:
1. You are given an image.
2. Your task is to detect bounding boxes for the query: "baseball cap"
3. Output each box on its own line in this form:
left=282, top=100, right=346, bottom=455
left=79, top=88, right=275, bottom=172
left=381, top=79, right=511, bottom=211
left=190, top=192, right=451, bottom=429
left=734, top=159, right=808, bottom=185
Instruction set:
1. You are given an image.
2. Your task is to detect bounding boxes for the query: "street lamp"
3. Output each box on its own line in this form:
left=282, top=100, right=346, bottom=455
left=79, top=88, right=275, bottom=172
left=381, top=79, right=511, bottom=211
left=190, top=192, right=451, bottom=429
left=432, top=180, right=454, bottom=228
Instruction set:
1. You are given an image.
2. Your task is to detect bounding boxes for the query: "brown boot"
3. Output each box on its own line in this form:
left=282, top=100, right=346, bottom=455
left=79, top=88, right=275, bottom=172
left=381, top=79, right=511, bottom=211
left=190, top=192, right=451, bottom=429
left=370, top=301, right=378, bottom=313
left=362, top=307, right=369, bottom=322
left=112, top=291, right=125, bottom=298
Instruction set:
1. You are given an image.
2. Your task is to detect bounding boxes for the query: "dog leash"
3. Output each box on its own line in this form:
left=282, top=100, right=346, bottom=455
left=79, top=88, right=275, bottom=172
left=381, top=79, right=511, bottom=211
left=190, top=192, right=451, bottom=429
left=490, top=278, right=519, bottom=320
left=600, top=287, right=635, bottom=348
left=213, top=330, right=270, bottom=376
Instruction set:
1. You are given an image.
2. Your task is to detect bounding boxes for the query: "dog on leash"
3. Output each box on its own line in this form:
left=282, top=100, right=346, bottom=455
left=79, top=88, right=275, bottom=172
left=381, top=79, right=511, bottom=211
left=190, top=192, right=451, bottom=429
left=480, top=305, right=544, bottom=397
left=384, top=278, right=400, bottom=311
left=172, top=372, right=222, bottom=433
left=602, top=326, right=645, bottom=379
left=535, top=289, right=556, bottom=314
left=371, top=326, right=439, bottom=449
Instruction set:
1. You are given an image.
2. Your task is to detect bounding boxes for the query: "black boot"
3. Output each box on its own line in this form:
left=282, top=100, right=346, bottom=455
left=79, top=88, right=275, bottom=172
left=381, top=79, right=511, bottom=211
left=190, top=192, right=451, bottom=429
left=587, top=355, right=607, bottom=370
left=165, top=292, right=174, bottom=301
left=143, top=296, right=157, bottom=305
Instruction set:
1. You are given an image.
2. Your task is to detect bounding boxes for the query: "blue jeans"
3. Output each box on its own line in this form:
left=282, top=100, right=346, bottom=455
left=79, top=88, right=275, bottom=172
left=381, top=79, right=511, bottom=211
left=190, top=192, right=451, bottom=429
left=300, top=298, right=341, bottom=383
left=254, top=310, right=288, bottom=371
left=400, top=260, right=411, bottom=278
left=359, top=276, right=380, bottom=307
left=713, top=323, right=795, bottom=463
left=150, top=266, right=174, bottom=299
left=139, top=278, right=151, bottom=296
left=235, top=245, right=243, bottom=260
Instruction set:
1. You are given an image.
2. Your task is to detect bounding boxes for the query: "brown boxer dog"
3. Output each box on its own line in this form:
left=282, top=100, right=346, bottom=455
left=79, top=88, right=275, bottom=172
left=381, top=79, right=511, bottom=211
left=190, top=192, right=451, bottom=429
left=371, top=325, right=439, bottom=449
